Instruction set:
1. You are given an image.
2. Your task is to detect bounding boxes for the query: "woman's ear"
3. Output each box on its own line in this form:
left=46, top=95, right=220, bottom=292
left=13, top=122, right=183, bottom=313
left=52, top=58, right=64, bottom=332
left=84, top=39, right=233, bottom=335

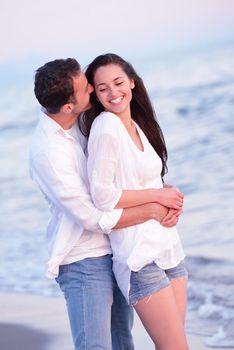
left=130, top=80, right=135, bottom=89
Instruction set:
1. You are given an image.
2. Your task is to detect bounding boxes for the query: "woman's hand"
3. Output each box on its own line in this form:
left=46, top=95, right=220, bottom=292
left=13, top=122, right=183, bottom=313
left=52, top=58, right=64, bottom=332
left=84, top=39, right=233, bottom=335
left=156, top=187, right=184, bottom=210
left=160, top=208, right=183, bottom=227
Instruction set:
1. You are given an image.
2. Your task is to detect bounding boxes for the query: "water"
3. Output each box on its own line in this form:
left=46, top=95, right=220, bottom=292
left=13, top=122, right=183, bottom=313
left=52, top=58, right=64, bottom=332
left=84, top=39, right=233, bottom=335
left=0, top=42, right=234, bottom=347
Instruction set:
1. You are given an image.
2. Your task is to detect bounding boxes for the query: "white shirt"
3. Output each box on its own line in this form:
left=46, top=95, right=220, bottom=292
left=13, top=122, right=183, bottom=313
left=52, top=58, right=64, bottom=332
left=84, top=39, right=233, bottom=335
left=29, top=111, right=122, bottom=278
left=87, top=112, right=185, bottom=301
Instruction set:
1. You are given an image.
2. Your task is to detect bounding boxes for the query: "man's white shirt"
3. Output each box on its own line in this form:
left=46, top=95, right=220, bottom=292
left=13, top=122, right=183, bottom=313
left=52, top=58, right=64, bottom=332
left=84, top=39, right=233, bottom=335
left=29, top=111, right=122, bottom=278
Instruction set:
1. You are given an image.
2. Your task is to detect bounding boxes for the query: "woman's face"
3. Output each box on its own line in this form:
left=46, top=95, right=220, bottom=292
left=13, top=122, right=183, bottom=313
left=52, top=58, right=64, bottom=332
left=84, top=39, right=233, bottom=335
left=93, top=63, right=134, bottom=117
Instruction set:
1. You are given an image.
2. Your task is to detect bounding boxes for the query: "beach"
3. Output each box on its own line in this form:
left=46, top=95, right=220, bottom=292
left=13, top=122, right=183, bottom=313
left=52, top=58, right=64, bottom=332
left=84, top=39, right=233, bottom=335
left=0, top=293, right=227, bottom=350
left=1, top=42, right=234, bottom=348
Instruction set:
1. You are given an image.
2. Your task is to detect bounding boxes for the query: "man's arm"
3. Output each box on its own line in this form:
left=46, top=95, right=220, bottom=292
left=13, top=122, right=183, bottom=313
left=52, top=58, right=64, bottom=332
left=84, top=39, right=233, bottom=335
left=31, top=144, right=118, bottom=233
left=115, top=202, right=180, bottom=229
left=31, top=143, right=176, bottom=234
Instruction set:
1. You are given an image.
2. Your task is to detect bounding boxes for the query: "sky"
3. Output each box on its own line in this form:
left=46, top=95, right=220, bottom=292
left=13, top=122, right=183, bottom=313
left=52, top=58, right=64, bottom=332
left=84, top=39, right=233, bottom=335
left=1, top=0, right=234, bottom=69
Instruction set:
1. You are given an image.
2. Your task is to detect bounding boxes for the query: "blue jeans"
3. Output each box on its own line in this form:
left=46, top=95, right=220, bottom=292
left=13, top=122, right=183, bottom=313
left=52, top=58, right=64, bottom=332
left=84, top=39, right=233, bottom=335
left=56, top=255, right=134, bottom=350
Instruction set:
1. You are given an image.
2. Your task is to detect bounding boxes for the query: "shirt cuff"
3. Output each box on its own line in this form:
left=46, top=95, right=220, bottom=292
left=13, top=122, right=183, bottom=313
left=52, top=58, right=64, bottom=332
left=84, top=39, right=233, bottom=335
left=98, top=209, right=123, bottom=234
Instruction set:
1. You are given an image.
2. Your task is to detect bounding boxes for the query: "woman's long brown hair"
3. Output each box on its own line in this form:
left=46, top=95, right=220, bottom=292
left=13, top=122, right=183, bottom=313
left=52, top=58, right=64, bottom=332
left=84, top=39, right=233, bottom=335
left=79, top=53, right=168, bottom=178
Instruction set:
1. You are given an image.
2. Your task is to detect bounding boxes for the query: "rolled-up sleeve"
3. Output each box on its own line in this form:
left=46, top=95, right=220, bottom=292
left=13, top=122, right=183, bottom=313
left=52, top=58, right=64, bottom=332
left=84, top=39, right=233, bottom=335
left=99, top=209, right=123, bottom=233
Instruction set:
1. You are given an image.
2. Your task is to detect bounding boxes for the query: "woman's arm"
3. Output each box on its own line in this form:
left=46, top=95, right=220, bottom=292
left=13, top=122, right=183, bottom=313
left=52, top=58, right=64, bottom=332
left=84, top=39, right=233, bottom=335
left=114, top=202, right=169, bottom=229
left=87, top=114, right=183, bottom=211
left=115, top=187, right=184, bottom=210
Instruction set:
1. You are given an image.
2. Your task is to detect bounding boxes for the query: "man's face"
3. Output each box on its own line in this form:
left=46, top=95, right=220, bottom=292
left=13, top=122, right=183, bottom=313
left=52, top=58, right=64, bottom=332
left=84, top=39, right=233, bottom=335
left=71, top=72, right=94, bottom=115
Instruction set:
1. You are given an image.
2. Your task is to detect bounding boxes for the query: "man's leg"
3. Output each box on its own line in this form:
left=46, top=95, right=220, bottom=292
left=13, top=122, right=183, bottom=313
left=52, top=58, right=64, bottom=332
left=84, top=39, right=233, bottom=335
left=111, top=282, right=135, bottom=350
left=56, top=255, right=114, bottom=350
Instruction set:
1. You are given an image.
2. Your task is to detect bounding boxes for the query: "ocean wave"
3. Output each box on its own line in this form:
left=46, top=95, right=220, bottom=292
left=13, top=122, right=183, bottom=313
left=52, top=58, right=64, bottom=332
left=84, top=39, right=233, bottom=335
left=187, top=256, right=234, bottom=347
left=0, top=121, right=36, bottom=134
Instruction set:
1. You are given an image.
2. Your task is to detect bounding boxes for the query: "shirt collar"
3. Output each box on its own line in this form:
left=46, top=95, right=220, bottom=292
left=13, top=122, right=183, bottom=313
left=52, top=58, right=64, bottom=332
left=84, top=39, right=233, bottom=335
left=39, top=108, right=72, bottom=139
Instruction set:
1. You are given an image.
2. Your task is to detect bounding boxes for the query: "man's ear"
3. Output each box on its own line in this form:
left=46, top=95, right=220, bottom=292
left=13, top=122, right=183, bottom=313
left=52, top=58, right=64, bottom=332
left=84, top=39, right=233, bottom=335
left=61, top=103, right=73, bottom=114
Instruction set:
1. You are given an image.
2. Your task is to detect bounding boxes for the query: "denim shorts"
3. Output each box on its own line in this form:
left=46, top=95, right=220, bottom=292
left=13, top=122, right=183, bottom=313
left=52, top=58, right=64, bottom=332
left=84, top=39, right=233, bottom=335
left=129, top=259, right=188, bottom=305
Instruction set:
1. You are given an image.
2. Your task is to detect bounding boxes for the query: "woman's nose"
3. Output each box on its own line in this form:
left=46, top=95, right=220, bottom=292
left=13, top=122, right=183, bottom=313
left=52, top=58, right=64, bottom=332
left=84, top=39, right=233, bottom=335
left=108, top=86, right=117, bottom=97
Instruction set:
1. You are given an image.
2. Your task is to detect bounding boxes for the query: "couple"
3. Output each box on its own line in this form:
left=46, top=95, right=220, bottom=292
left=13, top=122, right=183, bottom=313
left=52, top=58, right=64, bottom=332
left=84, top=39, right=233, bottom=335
left=30, top=54, right=188, bottom=350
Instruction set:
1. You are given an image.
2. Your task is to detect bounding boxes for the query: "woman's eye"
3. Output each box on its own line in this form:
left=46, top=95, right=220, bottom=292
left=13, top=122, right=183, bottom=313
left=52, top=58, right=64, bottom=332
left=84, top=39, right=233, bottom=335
left=99, top=88, right=106, bottom=92
left=116, top=81, right=123, bottom=86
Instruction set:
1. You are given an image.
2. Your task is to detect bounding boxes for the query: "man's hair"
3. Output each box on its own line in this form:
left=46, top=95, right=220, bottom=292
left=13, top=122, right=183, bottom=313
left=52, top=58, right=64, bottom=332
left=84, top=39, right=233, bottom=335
left=34, top=58, right=81, bottom=114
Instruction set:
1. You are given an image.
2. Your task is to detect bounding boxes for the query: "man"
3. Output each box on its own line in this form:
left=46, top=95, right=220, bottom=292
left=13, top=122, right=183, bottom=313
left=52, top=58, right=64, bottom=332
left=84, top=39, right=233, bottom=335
left=30, top=58, right=178, bottom=350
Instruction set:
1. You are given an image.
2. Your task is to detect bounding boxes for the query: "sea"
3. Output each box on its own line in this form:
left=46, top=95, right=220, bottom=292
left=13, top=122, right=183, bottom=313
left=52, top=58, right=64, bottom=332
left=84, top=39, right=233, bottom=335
left=0, top=41, right=234, bottom=348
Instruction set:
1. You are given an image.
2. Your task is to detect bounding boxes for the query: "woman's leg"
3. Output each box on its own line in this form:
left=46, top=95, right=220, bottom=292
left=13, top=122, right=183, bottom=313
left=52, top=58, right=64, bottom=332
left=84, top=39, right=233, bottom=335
left=133, top=284, right=189, bottom=350
left=170, top=277, right=188, bottom=324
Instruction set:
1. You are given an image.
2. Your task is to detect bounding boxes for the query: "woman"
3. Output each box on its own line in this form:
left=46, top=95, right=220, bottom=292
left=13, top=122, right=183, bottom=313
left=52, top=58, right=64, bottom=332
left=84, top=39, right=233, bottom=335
left=81, top=53, right=188, bottom=350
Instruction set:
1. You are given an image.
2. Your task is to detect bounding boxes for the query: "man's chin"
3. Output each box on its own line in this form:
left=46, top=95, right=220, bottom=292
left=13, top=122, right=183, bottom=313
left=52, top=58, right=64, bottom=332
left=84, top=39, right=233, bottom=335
left=84, top=102, right=92, bottom=111
left=76, top=103, right=91, bottom=117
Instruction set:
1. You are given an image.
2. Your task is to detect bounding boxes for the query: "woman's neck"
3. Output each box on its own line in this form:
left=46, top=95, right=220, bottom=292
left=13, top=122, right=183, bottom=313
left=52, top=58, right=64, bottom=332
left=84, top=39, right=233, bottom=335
left=115, top=108, right=133, bottom=131
left=117, top=112, right=137, bottom=139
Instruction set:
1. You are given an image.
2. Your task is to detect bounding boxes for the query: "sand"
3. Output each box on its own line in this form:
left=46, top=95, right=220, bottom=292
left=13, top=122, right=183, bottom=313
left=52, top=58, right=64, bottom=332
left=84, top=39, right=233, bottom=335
left=0, top=293, right=226, bottom=350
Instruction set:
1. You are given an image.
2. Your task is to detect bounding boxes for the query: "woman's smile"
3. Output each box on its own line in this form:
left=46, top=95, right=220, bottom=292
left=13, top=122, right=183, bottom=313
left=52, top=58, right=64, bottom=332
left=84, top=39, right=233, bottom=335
left=109, top=96, right=124, bottom=104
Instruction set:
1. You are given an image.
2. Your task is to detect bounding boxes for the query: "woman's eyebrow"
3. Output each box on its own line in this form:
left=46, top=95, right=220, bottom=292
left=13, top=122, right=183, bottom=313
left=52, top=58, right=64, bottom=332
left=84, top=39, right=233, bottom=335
left=97, top=76, right=124, bottom=87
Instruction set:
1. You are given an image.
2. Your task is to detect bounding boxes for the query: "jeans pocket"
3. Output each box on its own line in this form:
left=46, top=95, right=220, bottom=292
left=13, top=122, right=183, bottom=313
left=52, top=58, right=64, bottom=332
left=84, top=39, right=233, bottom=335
left=56, top=264, right=70, bottom=291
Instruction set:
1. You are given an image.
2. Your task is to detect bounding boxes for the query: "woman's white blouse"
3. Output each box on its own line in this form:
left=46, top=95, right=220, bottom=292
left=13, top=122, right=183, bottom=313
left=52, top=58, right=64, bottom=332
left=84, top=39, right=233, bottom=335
left=87, top=112, right=185, bottom=302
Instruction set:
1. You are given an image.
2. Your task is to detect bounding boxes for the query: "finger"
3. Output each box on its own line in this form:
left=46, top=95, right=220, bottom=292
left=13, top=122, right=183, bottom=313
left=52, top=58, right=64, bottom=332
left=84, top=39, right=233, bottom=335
left=161, top=212, right=178, bottom=226
left=175, top=190, right=184, bottom=198
left=161, top=210, right=175, bottom=222
left=177, top=196, right=184, bottom=204
left=161, top=217, right=178, bottom=227
left=172, top=203, right=183, bottom=210
left=175, top=209, right=183, bottom=217
left=163, top=217, right=178, bottom=225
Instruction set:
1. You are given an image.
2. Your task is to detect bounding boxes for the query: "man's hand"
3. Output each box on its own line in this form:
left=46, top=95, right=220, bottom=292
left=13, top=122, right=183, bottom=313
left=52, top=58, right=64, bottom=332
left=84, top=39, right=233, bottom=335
left=160, top=208, right=183, bottom=227
left=151, top=202, right=169, bottom=222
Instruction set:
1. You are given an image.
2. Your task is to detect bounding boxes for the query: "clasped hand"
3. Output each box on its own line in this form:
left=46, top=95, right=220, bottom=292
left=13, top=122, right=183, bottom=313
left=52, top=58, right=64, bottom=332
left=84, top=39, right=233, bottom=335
left=157, top=186, right=184, bottom=228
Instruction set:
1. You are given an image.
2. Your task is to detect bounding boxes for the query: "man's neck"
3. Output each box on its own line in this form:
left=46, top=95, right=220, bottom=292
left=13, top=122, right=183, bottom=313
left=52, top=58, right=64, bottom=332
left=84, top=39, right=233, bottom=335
left=45, top=111, right=78, bottom=130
